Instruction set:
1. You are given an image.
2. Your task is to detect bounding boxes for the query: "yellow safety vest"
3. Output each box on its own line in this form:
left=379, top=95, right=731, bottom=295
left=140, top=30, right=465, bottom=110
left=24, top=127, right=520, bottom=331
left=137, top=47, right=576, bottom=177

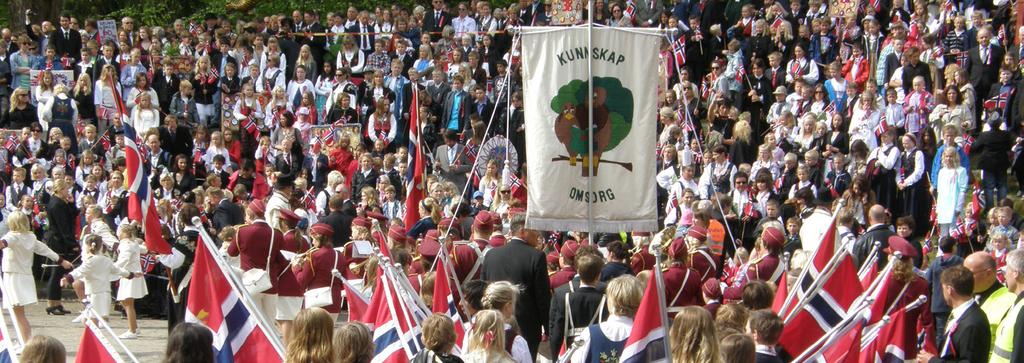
left=981, top=287, right=1017, bottom=351
left=991, top=294, right=1024, bottom=363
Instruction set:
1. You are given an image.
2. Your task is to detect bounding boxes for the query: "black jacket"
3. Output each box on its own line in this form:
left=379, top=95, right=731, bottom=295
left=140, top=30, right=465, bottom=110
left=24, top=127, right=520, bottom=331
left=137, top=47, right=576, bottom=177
left=930, top=302, right=991, bottom=363
left=548, top=284, right=606, bottom=354
left=45, top=196, right=79, bottom=257
left=212, top=199, right=244, bottom=231
left=321, top=210, right=354, bottom=246
left=159, top=125, right=194, bottom=158
left=853, top=224, right=895, bottom=270
left=51, top=27, right=83, bottom=60
left=971, top=128, right=1014, bottom=173
left=482, top=238, right=551, bottom=358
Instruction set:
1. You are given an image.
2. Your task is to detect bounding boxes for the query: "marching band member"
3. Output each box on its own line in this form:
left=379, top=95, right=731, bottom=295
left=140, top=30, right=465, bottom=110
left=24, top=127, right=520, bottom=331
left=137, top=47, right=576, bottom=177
left=664, top=229, right=704, bottom=315
left=549, top=240, right=580, bottom=290
left=746, top=227, right=785, bottom=283
left=228, top=198, right=287, bottom=322
left=293, top=223, right=347, bottom=320
left=275, top=208, right=308, bottom=341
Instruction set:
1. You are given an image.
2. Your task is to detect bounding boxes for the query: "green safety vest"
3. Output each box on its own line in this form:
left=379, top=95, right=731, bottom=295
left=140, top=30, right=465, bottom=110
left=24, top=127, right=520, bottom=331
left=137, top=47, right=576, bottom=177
left=981, top=287, right=1018, bottom=356
left=991, top=295, right=1024, bottom=363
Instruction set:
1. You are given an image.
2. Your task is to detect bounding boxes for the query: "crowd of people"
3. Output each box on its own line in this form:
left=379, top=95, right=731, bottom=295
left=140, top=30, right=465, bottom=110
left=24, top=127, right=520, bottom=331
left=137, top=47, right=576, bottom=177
left=0, top=0, right=1023, bottom=361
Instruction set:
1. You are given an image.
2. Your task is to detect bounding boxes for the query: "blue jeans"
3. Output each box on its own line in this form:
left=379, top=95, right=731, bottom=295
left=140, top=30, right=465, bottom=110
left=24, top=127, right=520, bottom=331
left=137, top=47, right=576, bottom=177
left=982, top=170, right=1008, bottom=210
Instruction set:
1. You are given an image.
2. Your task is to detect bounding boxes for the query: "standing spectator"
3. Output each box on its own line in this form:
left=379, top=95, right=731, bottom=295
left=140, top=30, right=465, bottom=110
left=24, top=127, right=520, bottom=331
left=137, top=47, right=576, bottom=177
left=971, top=116, right=1014, bottom=210
left=43, top=179, right=78, bottom=316
left=481, top=212, right=551, bottom=360
left=917, top=266, right=992, bottom=362
left=568, top=275, right=642, bottom=363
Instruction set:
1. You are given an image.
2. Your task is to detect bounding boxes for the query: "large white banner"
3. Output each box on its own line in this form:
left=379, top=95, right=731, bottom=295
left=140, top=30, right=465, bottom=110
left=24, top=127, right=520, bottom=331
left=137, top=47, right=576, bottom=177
left=521, top=27, right=660, bottom=232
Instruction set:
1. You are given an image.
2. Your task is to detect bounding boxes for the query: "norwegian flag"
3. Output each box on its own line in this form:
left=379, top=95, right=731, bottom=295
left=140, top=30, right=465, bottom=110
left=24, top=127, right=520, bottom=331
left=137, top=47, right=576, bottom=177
left=188, top=22, right=201, bottom=36
left=774, top=177, right=784, bottom=193
left=404, top=90, right=426, bottom=229
left=432, top=249, right=467, bottom=353
left=735, top=62, right=747, bottom=82
left=75, top=319, right=121, bottom=363
left=140, top=254, right=158, bottom=273
left=971, top=181, right=985, bottom=216
left=302, top=187, right=317, bottom=211
left=998, top=25, right=1007, bottom=45
left=771, top=14, right=786, bottom=29
left=956, top=52, right=969, bottom=68
left=778, top=247, right=863, bottom=357
left=624, top=1, right=637, bottom=19
left=123, top=93, right=170, bottom=254
left=364, top=263, right=427, bottom=363
left=742, top=202, right=761, bottom=219
left=509, top=172, right=524, bottom=195
left=342, top=278, right=370, bottom=322
left=861, top=306, right=913, bottom=363
left=620, top=275, right=669, bottom=363
left=961, top=134, right=975, bottom=154
left=950, top=218, right=968, bottom=241
left=824, top=102, right=837, bottom=115
left=242, top=115, right=259, bottom=137
left=983, top=90, right=1012, bottom=110
left=186, top=235, right=284, bottom=362
left=672, top=36, right=686, bottom=66
left=874, top=113, right=890, bottom=137
left=777, top=216, right=840, bottom=317
left=772, top=266, right=789, bottom=312
left=3, top=134, right=17, bottom=152
left=701, top=78, right=713, bottom=100
left=801, top=319, right=864, bottom=362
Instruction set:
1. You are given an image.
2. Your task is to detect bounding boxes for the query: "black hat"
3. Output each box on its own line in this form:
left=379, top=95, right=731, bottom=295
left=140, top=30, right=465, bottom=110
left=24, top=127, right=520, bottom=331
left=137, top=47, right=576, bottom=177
left=205, top=13, right=218, bottom=21
left=275, top=173, right=295, bottom=189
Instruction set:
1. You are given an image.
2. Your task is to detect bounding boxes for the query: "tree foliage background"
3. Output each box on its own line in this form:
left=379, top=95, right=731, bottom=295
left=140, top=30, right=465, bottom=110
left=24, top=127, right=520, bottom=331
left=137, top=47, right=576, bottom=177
left=5, top=0, right=517, bottom=29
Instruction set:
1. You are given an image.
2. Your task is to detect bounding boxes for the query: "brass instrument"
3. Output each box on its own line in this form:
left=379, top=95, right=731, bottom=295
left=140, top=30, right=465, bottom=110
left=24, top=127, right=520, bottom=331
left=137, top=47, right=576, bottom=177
left=291, top=246, right=319, bottom=266
left=651, top=225, right=678, bottom=257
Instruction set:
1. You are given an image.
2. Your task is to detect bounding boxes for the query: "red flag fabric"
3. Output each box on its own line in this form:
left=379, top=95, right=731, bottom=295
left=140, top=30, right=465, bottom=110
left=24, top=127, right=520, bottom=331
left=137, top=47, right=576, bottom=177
left=779, top=251, right=863, bottom=357
left=620, top=275, right=669, bottom=363
left=432, top=253, right=467, bottom=351
left=75, top=322, right=119, bottom=363
left=860, top=306, right=911, bottom=363
left=772, top=268, right=789, bottom=314
left=186, top=235, right=283, bottom=362
left=404, top=90, right=425, bottom=229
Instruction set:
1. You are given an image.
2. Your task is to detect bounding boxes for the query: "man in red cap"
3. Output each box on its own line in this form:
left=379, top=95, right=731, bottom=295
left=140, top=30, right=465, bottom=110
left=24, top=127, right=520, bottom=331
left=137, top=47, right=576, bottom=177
left=549, top=240, right=580, bottom=290
left=747, top=226, right=785, bottom=284
left=685, top=226, right=718, bottom=282
left=664, top=231, right=704, bottom=315
left=415, top=229, right=442, bottom=275
left=228, top=198, right=288, bottom=322
left=341, top=217, right=372, bottom=279
left=450, top=211, right=494, bottom=284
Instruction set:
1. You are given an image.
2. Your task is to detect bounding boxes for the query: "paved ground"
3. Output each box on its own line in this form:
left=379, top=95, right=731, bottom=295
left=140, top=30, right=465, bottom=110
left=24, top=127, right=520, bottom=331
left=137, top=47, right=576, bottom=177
left=15, top=301, right=169, bottom=361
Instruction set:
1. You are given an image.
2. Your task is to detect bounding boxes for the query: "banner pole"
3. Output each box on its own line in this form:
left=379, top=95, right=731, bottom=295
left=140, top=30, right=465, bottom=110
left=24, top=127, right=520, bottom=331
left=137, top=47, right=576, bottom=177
left=586, top=0, right=595, bottom=236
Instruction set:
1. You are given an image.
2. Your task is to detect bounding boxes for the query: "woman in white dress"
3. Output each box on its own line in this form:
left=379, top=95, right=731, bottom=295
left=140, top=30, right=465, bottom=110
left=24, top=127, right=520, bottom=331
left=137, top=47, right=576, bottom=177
left=114, top=223, right=148, bottom=339
left=934, top=148, right=969, bottom=237
left=0, top=211, right=73, bottom=342
left=130, top=93, right=161, bottom=133
left=849, top=91, right=882, bottom=150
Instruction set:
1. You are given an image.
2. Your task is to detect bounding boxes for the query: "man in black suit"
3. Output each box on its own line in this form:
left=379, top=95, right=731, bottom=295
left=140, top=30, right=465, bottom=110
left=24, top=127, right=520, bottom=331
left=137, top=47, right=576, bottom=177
left=853, top=205, right=895, bottom=270
left=209, top=188, right=243, bottom=230
left=971, top=116, right=1014, bottom=209
left=469, top=85, right=495, bottom=121
left=347, top=12, right=375, bottom=55
left=299, top=11, right=327, bottom=67
left=350, top=153, right=379, bottom=204
left=548, top=254, right=606, bottom=355
left=158, top=115, right=194, bottom=158
left=92, top=42, right=120, bottom=81
left=918, top=266, right=991, bottom=363
left=481, top=212, right=551, bottom=359
left=277, top=27, right=300, bottom=83
left=51, top=13, right=81, bottom=63
left=152, top=62, right=181, bottom=114
left=321, top=193, right=355, bottom=246
left=423, top=0, right=452, bottom=42
left=967, top=29, right=1004, bottom=113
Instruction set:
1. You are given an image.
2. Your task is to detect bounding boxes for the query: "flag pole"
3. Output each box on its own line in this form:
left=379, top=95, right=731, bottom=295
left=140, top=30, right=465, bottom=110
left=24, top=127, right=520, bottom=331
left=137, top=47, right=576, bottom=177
left=585, top=0, right=595, bottom=236
left=651, top=226, right=675, bottom=359
left=856, top=241, right=883, bottom=278
left=190, top=217, right=287, bottom=358
left=783, top=248, right=853, bottom=324
left=84, top=306, right=141, bottom=363
left=777, top=206, right=842, bottom=316
left=790, top=299, right=872, bottom=363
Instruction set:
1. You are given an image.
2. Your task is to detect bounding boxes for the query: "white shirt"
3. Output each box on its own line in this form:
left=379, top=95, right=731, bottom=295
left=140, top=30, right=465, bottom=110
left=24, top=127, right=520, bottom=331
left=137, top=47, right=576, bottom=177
left=1, top=231, right=60, bottom=274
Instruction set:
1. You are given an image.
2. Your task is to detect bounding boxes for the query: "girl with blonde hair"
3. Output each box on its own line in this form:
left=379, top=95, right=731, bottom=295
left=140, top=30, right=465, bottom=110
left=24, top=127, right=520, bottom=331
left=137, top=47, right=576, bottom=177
left=284, top=307, right=334, bottom=363
left=0, top=211, right=73, bottom=342
left=480, top=281, right=531, bottom=363
left=464, top=310, right=516, bottom=363
left=114, top=223, right=149, bottom=339
left=569, top=275, right=643, bottom=363
left=669, top=306, right=723, bottom=363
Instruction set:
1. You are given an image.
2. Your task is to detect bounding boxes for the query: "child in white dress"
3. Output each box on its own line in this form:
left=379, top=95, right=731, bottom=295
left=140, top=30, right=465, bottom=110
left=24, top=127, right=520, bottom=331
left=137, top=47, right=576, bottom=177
left=0, top=211, right=72, bottom=342
left=62, top=235, right=135, bottom=326
left=114, top=223, right=148, bottom=339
